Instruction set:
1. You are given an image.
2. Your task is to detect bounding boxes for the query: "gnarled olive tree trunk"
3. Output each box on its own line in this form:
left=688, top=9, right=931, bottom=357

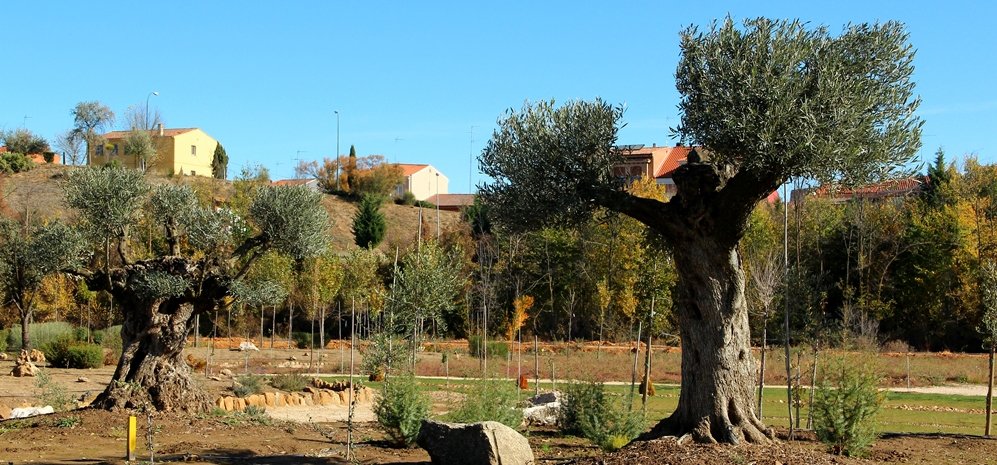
left=85, top=257, right=223, bottom=412
left=91, top=298, right=209, bottom=412
left=640, top=232, right=770, bottom=443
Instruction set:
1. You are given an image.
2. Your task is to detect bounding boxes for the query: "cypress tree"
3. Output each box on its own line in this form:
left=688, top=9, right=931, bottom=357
left=352, top=194, right=386, bottom=249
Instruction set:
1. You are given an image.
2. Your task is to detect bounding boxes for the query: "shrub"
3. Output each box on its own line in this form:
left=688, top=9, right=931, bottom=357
left=291, top=331, right=312, bottom=349
left=6, top=322, right=75, bottom=351
left=234, top=374, right=266, bottom=397
left=0, top=329, right=8, bottom=353
left=396, top=191, right=417, bottom=206
left=63, top=344, right=103, bottom=369
left=448, top=380, right=521, bottom=429
left=812, top=356, right=883, bottom=457
left=0, top=152, right=34, bottom=174
left=468, top=335, right=509, bottom=359
left=43, top=337, right=103, bottom=369
left=374, top=374, right=431, bottom=447
left=361, top=332, right=409, bottom=378
left=414, top=200, right=435, bottom=208
left=98, top=325, right=123, bottom=361
left=561, top=381, right=643, bottom=451
left=35, top=371, right=74, bottom=411
left=269, top=372, right=309, bottom=392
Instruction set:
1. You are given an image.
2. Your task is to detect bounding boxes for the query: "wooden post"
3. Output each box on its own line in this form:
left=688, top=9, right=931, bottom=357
left=987, top=346, right=994, bottom=438
left=534, top=335, right=540, bottom=397
left=630, top=322, right=642, bottom=408
left=126, top=415, right=137, bottom=461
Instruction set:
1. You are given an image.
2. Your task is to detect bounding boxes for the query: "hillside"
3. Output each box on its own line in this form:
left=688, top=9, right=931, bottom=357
left=0, top=164, right=465, bottom=254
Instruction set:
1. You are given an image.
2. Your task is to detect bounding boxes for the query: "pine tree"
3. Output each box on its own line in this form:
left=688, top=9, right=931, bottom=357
left=352, top=194, right=386, bottom=249
left=346, top=145, right=358, bottom=192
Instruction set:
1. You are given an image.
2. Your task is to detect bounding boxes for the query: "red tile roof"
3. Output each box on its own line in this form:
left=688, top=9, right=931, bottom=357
left=802, top=177, right=925, bottom=202
left=0, top=146, right=7, bottom=153
left=654, top=146, right=696, bottom=179
left=103, top=128, right=197, bottom=139
left=395, top=163, right=429, bottom=177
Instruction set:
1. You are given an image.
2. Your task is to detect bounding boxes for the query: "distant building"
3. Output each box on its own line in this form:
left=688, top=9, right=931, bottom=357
left=614, top=144, right=696, bottom=197
left=272, top=178, right=320, bottom=191
left=791, top=177, right=925, bottom=204
left=426, top=193, right=475, bottom=212
left=394, top=163, right=448, bottom=201
left=89, top=125, right=219, bottom=177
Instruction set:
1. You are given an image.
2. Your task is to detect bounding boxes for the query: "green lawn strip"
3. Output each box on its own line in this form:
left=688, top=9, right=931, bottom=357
left=316, top=376, right=990, bottom=436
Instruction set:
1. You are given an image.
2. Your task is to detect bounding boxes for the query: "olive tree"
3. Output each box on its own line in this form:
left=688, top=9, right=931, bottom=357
left=479, top=19, right=920, bottom=444
left=64, top=167, right=328, bottom=411
left=0, top=219, right=88, bottom=350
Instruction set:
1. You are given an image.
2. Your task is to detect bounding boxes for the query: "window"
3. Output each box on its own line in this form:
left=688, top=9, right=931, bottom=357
left=95, top=145, right=103, bottom=156
left=111, top=144, right=119, bottom=156
left=191, top=170, right=197, bottom=176
left=191, top=145, right=197, bottom=156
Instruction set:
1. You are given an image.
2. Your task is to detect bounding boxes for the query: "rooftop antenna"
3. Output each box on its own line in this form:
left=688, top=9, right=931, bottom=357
left=22, top=115, right=30, bottom=128
left=393, top=137, right=403, bottom=164
left=469, top=125, right=476, bottom=193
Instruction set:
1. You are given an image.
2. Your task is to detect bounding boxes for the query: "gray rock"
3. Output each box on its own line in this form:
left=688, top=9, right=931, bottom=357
left=528, top=391, right=560, bottom=406
left=417, top=419, right=534, bottom=465
left=220, top=368, right=234, bottom=377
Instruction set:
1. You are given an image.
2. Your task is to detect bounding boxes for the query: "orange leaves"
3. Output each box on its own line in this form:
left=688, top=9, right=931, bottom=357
left=506, top=294, right=534, bottom=341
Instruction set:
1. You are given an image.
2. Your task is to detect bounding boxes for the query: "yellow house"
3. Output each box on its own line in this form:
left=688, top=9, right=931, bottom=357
left=89, top=126, right=219, bottom=177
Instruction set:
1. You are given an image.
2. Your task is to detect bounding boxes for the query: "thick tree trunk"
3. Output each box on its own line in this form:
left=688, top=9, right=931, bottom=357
left=91, top=297, right=210, bottom=412
left=640, top=235, right=771, bottom=444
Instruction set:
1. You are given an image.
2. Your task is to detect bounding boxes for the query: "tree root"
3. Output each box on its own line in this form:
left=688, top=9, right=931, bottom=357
left=638, top=411, right=774, bottom=445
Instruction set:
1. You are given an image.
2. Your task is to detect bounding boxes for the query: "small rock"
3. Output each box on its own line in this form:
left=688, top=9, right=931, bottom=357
left=209, top=375, right=223, bottom=381
left=0, top=352, right=8, bottom=361
left=76, top=376, right=89, bottom=383
left=238, top=341, right=259, bottom=351
left=0, top=403, right=11, bottom=419
left=287, top=356, right=297, bottom=361
left=220, top=368, right=234, bottom=377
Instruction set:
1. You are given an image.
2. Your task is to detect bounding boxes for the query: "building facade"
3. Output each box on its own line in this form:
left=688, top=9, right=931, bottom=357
left=89, top=126, right=219, bottom=177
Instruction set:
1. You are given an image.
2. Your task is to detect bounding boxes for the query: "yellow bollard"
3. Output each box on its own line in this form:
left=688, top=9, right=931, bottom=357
left=127, top=415, right=137, bottom=461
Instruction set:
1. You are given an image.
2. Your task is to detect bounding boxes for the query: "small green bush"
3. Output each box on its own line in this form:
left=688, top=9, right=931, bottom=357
left=234, top=374, right=265, bottom=397
left=269, top=372, right=309, bottom=392
left=448, top=379, right=521, bottom=429
left=63, top=344, right=103, bottom=369
left=468, top=335, right=509, bottom=359
left=0, top=152, right=34, bottom=174
left=812, top=356, right=883, bottom=457
left=361, top=332, right=409, bottom=378
left=0, top=329, right=8, bottom=353
left=374, top=374, right=431, bottom=447
left=291, top=332, right=312, bottom=349
left=6, top=322, right=75, bottom=351
left=98, top=325, right=123, bottom=360
left=43, top=337, right=103, bottom=369
left=396, top=191, right=417, bottom=206
left=561, top=381, right=643, bottom=451
left=35, top=371, right=74, bottom=411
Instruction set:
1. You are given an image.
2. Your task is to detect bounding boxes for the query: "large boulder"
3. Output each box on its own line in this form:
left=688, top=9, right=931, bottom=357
left=417, top=420, right=534, bottom=465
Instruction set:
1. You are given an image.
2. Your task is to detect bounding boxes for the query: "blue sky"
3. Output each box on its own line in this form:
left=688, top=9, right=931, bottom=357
left=2, top=1, right=995, bottom=192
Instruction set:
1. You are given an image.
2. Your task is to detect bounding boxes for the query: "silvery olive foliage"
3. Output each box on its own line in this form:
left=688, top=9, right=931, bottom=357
left=249, top=185, right=329, bottom=260
left=64, top=167, right=149, bottom=243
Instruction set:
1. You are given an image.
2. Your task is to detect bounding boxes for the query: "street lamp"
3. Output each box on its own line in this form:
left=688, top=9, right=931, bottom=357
left=334, top=110, right=340, bottom=191
left=146, top=91, right=159, bottom=130
left=436, top=172, right=441, bottom=240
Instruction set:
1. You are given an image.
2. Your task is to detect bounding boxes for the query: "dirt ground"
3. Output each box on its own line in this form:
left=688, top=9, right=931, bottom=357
left=3, top=346, right=997, bottom=464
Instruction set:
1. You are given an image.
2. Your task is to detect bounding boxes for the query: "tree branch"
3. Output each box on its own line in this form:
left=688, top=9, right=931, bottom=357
left=588, top=186, right=680, bottom=243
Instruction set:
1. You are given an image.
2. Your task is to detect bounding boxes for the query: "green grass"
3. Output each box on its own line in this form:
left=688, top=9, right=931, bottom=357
left=314, top=374, right=992, bottom=436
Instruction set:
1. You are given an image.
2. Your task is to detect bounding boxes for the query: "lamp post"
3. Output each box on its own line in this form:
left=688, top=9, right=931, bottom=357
left=436, top=172, right=441, bottom=240
left=334, top=110, right=340, bottom=191
left=146, top=91, right=159, bottom=130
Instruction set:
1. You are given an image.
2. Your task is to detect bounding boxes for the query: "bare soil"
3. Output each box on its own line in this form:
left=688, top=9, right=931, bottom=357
left=3, top=345, right=997, bottom=463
